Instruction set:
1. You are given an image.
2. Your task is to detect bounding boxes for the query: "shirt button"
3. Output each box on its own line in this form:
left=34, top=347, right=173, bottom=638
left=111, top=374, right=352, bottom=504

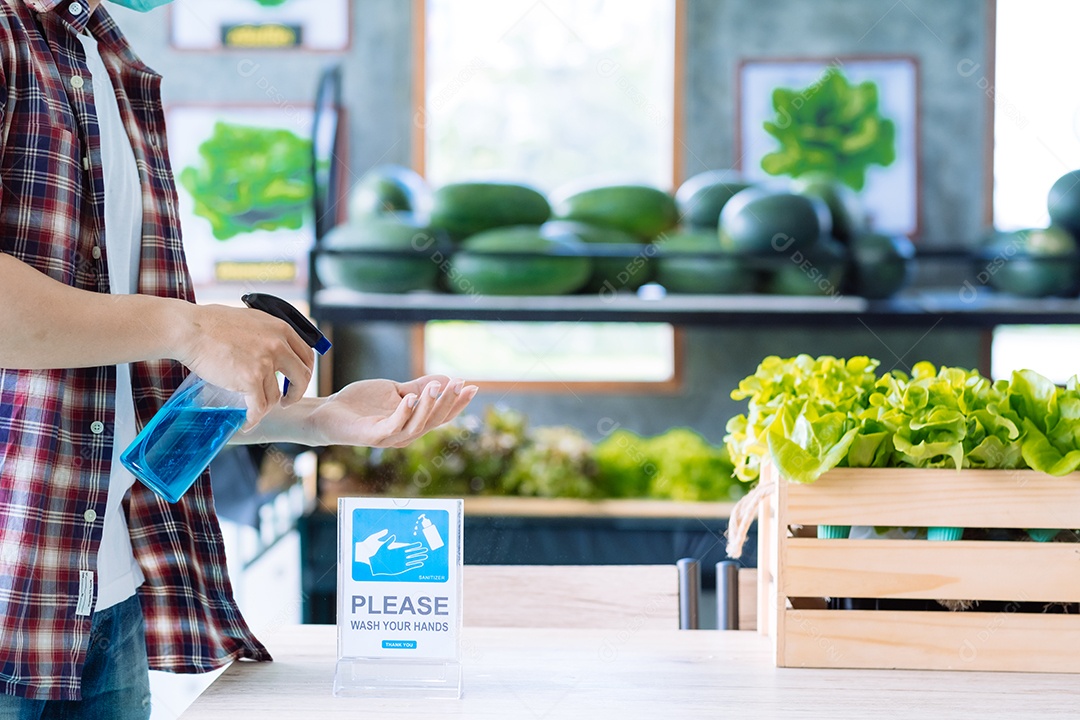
left=69, top=2, right=83, bottom=15
left=90, top=421, right=104, bottom=434
left=71, top=76, right=84, bottom=90
left=83, top=509, right=97, bottom=523
left=91, top=246, right=101, bottom=260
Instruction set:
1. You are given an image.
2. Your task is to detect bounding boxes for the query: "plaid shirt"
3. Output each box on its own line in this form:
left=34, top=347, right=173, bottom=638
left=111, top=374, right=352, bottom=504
left=0, top=0, right=269, bottom=700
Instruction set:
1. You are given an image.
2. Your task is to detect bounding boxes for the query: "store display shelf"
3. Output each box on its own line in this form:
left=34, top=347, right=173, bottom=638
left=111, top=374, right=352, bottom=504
left=311, top=287, right=1080, bottom=328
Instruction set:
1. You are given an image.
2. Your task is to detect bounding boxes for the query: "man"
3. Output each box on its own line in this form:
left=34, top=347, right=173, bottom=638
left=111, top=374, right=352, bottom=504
left=0, top=0, right=478, bottom=716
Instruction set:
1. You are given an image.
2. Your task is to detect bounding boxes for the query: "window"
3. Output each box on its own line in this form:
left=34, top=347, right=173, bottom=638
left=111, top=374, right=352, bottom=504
left=416, top=2, right=680, bottom=391
left=993, top=0, right=1080, bottom=230
left=991, top=325, right=1080, bottom=384
left=991, top=5, right=1080, bottom=383
left=420, top=0, right=678, bottom=191
left=417, top=321, right=681, bottom=391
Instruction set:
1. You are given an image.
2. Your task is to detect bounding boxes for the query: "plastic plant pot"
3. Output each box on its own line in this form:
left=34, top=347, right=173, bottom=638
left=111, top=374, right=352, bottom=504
left=816, top=525, right=851, bottom=539
left=1025, top=528, right=1060, bottom=543
left=927, top=526, right=963, bottom=541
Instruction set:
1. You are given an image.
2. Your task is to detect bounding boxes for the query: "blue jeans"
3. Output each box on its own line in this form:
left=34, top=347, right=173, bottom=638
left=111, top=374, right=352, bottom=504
left=0, top=594, right=152, bottom=719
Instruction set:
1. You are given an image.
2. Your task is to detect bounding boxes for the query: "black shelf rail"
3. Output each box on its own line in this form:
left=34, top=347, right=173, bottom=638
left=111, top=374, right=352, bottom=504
left=306, top=244, right=1080, bottom=328
left=309, top=286, right=1080, bottom=328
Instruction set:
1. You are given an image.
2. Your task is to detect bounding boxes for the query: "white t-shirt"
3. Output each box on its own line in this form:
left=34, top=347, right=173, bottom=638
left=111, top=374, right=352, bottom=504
left=77, top=31, right=146, bottom=612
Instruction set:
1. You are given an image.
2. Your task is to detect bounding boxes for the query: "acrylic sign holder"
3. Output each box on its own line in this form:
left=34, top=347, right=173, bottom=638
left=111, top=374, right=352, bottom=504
left=334, top=497, right=464, bottom=699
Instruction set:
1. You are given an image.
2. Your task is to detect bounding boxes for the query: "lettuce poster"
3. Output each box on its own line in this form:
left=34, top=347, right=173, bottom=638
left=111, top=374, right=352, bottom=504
left=167, top=106, right=316, bottom=293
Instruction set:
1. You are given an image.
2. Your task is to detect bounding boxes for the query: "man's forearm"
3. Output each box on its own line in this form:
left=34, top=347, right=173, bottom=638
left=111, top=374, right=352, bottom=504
left=0, top=252, right=189, bottom=370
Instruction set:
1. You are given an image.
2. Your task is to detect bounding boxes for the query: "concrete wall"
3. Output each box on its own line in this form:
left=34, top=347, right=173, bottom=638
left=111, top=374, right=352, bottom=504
left=115, top=0, right=993, bottom=443
left=685, top=0, right=993, bottom=244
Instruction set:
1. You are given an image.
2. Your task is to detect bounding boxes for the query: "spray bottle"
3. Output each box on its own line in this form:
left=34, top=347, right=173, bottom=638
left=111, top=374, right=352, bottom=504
left=120, top=293, right=331, bottom=503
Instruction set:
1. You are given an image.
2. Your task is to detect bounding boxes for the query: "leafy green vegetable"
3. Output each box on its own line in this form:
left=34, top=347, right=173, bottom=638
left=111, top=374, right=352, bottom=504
left=725, top=355, right=879, bottom=483
left=594, top=429, right=655, bottom=498
left=180, top=122, right=313, bottom=240
left=1012, top=374, right=1080, bottom=474
left=760, top=69, right=896, bottom=191
left=502, top=427, right=599, bottom=498
left=594, top=427, right=742, bottom=501
left=726, top=355, right=1077, bottom=483
left=644, top=428, right=741, bottom=501
left=766, top=405, right=859, bottom=484
left=380, top=406, right=528, bottom=497
left=320, top=407, right=741, bottom=502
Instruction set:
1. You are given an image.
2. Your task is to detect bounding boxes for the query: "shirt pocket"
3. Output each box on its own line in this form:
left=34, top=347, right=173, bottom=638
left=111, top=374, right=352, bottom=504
left=4, top=121, right=83, bottom=194
left=1, top=123, right=86, bottom=284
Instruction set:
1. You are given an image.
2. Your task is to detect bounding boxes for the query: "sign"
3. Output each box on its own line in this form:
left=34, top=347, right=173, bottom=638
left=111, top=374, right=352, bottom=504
left=335, top=498, right=463, bottom=698
left=166, top=106, right=315, bottom=296
left=221, top=24, right=303, bottom=49
left=171, top=0, right=349, bottom=52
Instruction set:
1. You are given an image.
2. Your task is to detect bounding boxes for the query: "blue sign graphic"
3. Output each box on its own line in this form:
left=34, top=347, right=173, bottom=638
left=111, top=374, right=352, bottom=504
left=382, top=640, right=418, bottom=650
left=351, top=508, right=449, bottom=583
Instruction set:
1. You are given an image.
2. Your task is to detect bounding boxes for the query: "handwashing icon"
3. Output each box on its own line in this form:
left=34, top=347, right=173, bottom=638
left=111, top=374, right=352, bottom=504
left=351, top=509, right=451, bottom=583
left=354, top=529, right=428, bottom=577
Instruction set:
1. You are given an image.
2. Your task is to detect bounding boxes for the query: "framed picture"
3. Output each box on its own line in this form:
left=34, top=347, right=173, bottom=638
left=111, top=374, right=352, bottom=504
left=170, top=0, right=351, bottom=52
left=167, top=105, right=317, bottom=296
left=737, top=56, right=920, bottom=238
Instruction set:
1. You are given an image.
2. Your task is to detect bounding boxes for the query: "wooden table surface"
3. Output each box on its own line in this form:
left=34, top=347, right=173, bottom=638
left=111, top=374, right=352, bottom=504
left=179, top=625, right=1080, bottom=719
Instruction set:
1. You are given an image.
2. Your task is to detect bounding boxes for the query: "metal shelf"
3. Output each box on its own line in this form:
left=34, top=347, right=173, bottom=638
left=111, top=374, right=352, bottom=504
left=310, top=287, right=1080, bottom=328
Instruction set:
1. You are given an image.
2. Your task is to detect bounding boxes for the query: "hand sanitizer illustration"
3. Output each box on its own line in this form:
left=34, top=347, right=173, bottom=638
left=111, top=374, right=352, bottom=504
left=418, top=514, right=444, bottom=550
left=120, top=293, right=330, bottom=503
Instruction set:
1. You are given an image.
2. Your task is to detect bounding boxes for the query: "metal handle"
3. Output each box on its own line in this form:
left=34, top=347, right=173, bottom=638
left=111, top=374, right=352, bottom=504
left=677, top=558, right=700, bottom=630
left=717, top=560, right=740, bottom=630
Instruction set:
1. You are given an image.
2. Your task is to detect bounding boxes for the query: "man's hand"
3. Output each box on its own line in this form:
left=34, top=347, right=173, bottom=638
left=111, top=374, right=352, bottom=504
left=174, top=303, right=315, bottom=429
left=297, top=374, right=477, bottom=448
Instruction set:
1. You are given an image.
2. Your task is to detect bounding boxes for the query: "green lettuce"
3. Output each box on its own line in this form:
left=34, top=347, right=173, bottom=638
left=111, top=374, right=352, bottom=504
left=1013, top=373, right=1080, bottom=475
left=725, top=355, right=879, bottom=483
left=726, top=356, right=1073, bottom=483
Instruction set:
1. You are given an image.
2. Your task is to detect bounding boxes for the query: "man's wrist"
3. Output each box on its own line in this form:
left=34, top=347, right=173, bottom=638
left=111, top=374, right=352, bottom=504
left=162, top=298, right=197, bottom=365
left=235, top=396, right=326, bottom=447
left=136, top=295, right=195, bottom=365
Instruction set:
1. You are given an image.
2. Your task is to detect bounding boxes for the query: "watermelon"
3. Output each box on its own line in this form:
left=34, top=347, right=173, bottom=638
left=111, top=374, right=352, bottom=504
left=675, top=171, right=752, bottom=229
left=551, top=184, right=678, bottom=239
left=316, top=218, right=439, bottom=293
left=719, top=188, right=831, bottom=256
left=655, top=231, right=756, bottom=294
left=983, top=226, right=1079, bottom=298
left=348, top=164, right=432, bottom=221
left=1048, top=170, right=1080, bottom=238
left=848, top=233, right=914, bottom=299
left=429, top=182, right=551, bottom=239
left=765, top=237, right=848, bottom=296
left=447, top=225, right=592, bottom=296
left=541, top=221, right=652, bottom=293
left=793, top=173, right=865, bottom=244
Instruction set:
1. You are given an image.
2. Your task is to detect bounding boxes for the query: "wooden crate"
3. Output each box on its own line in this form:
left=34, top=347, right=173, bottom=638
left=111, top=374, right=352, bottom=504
left=756, top=463, right=1080, bottom=672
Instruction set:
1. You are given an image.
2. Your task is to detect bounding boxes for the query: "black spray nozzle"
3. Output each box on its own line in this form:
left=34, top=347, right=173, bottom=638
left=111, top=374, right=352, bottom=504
left=242, top=293, right=331, bottom=396
left=242, top=293, right=331, bottom=355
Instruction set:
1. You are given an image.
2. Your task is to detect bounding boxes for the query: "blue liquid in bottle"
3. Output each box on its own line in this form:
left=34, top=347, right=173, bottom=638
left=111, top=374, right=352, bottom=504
left=121, top=402, right=246, bottom=503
